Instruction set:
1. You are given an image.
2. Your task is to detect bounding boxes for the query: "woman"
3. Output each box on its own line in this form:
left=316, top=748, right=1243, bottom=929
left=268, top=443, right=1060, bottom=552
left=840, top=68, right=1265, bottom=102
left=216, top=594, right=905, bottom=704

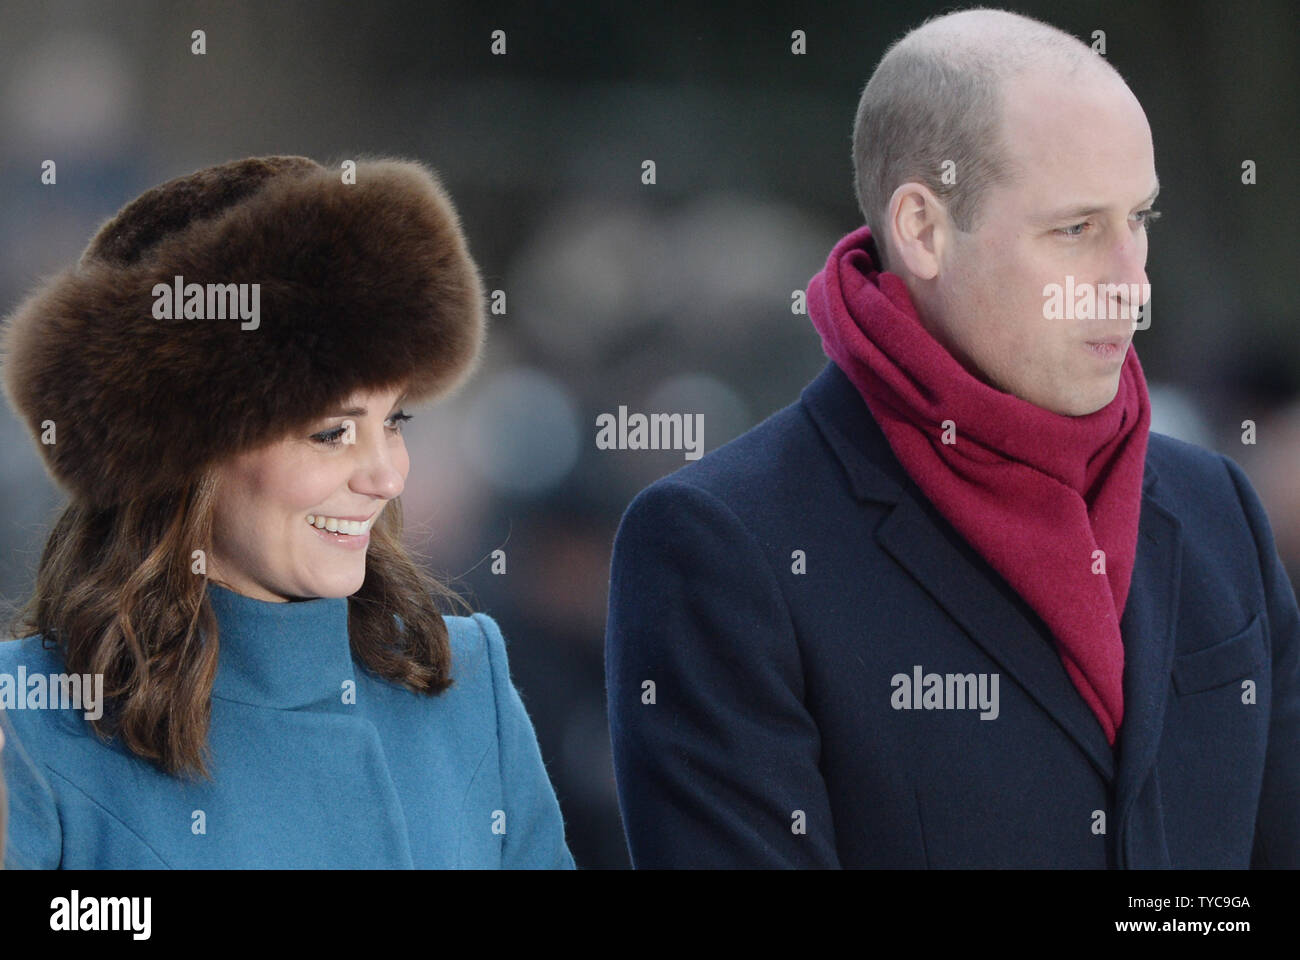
left=0, top=155, right=575, bottom=868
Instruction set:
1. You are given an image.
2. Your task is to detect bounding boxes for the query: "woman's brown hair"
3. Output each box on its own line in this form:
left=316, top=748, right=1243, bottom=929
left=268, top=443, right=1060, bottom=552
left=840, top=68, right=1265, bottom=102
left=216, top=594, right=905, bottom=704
left=4, top=468, right=463, bottom=779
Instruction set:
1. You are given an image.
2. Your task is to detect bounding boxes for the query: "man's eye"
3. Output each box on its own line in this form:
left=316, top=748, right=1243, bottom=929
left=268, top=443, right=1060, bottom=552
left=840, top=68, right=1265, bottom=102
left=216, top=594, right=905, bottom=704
left=1057, top=221, right=1090, bottom=238
left=1135, top=207, right=1162, bottom=230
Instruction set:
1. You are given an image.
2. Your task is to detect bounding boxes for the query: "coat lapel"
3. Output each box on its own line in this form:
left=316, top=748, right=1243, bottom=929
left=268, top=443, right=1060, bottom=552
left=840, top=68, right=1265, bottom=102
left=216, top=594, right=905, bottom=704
left=1113, top=484, right=1182, bottom=866
left=802, top=361, right=1179, bottom=804
left=873, top=491, right=1117, bottom=783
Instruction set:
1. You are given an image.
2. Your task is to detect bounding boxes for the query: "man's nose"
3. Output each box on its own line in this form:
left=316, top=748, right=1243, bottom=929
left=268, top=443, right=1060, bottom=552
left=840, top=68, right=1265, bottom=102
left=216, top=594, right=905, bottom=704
left=1107, top=230, right=1150, bottom=321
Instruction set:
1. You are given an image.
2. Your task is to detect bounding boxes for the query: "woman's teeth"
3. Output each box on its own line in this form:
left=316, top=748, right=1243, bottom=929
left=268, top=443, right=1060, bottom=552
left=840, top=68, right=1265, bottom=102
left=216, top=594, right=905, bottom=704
left=306, top=514, right=374, bottom=535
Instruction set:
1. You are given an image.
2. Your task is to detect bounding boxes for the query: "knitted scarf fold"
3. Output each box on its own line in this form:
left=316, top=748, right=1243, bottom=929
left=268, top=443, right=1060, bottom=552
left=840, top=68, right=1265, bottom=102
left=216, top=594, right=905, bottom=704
left=807, top=225, right=1150, bottom=746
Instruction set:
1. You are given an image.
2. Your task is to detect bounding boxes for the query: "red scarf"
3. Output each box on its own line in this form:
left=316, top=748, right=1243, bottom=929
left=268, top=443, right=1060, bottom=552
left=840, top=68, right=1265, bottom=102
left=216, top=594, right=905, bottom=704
left=807, top=225, right=1150, bottom=746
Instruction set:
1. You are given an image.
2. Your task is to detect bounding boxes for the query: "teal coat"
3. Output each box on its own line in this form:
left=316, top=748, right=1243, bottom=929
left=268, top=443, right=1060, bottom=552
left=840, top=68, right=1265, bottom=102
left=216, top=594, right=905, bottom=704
left=0, top=583, right=575, bottom=868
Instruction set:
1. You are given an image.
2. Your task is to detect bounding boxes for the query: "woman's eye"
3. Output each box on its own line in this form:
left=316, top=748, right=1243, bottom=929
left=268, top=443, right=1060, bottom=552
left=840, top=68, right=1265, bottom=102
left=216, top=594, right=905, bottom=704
left=311, top=411, right=411, bottom=445
left=311, top=426, right=348, bottom=445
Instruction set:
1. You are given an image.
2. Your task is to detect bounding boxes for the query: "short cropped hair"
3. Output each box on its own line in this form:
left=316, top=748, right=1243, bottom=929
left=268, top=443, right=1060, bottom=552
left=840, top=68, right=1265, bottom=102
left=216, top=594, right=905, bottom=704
left=852, top=7, right=1121, bottom=268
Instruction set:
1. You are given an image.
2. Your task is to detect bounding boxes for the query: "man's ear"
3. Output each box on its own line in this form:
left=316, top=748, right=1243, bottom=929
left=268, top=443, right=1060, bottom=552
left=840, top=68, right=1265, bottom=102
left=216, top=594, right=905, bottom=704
left=885, top=181, right=947, bottom=281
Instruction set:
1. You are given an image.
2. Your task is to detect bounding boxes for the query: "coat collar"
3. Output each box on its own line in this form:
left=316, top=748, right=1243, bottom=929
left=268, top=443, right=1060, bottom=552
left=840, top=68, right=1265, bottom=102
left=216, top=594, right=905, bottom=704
left=207, top=581, right=357, bottom=711
left=801, top=361, right=1180, bottom=855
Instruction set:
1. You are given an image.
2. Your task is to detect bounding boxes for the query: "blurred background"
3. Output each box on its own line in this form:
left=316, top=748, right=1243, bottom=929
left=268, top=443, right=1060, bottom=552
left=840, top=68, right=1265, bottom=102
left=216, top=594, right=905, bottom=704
left=0, top=0, right=1296, bottom=867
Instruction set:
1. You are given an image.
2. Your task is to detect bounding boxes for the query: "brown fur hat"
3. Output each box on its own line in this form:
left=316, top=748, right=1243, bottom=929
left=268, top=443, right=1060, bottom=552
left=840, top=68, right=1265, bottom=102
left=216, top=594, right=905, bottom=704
left=0, top=155, right=485, bottom=509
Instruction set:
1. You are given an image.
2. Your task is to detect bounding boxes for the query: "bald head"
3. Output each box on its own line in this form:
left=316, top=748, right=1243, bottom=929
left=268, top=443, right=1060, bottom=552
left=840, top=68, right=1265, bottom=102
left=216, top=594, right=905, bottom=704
left=850, top=6, right=1158, bottom=418
left=852, top=7, right=1125, bottom=269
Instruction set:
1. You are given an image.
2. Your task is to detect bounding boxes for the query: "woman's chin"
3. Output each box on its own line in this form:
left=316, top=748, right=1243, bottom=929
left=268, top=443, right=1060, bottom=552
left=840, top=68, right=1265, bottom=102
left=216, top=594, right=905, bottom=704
left=295, top=563, right=367, bottom=600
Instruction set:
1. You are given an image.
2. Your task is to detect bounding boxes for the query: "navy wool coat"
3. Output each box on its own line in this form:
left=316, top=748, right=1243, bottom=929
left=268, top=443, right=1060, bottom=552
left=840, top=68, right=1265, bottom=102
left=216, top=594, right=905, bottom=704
left=605, top=362, right=1300, bottom=867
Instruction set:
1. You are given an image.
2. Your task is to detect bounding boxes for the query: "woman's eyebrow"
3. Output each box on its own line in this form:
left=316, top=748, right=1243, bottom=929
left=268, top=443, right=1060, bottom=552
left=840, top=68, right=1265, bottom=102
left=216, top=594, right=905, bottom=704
left=322, top=394, right=409, bottom=418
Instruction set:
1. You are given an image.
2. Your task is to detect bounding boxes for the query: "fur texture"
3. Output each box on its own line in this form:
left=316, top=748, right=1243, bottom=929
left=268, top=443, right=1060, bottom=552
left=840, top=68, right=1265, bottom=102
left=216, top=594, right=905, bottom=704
left=1, top=155, right=486, bottom=508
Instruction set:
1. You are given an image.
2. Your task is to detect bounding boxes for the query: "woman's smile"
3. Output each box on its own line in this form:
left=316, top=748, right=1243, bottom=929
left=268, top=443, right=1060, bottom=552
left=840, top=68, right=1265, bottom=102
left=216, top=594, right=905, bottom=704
left=305, top=508, right=380, bottom=550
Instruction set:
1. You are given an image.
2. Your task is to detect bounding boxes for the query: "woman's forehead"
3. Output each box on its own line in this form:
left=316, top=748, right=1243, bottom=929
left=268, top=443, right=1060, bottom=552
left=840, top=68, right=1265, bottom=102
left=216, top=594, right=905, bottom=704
left=330, top=384, right=409, bottom=412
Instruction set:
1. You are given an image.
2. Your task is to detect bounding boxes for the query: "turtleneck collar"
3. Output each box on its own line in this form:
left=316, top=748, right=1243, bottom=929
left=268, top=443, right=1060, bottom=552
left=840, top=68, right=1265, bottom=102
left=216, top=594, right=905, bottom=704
left=207, top=581, right=356, bottom=710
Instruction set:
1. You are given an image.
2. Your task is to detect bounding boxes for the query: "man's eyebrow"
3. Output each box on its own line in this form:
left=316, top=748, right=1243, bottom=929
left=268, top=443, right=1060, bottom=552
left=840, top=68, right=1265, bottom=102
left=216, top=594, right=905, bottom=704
left=1035, top=180, right=1160, bottom=224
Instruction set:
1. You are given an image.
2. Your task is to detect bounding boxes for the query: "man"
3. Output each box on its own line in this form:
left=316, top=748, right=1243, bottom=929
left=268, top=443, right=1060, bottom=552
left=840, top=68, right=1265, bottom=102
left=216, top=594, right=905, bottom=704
left=605, top=8, right=1300, bottom=867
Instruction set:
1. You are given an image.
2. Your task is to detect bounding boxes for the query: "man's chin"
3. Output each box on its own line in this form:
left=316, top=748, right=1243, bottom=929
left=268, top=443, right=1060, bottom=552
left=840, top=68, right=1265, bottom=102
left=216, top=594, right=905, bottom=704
left=1065, top=378, right=1123, bottom=417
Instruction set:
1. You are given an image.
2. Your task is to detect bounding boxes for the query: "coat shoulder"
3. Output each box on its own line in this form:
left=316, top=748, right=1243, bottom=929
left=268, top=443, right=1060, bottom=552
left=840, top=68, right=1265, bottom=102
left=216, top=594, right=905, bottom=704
left=443, top=611, right=501, bottom=683
left=1146, top=429, right=1229, bottom=474
left=1145, top=430, right=1242, bottom=506
left=0, top=633, right=63, bottom=674
left=630, top=395, right=837, bottom=524
left=0, top=634, right=85, bottom=747
left=437, top=612, right=518, bottom=729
